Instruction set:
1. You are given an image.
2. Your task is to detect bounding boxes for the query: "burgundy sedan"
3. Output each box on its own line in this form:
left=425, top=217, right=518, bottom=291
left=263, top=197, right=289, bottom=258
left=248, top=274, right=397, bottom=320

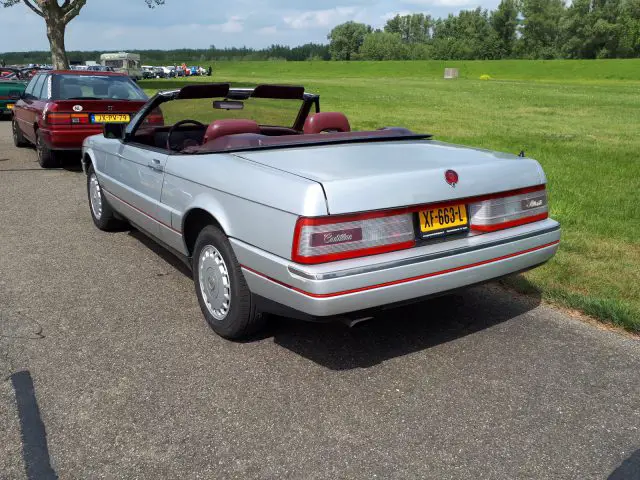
left=12, top=70, right=148, bottom=168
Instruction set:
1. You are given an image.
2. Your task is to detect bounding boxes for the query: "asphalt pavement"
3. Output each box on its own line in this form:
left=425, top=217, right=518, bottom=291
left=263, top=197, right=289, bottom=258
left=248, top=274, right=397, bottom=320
left=0, top=121, right=639, bottom=480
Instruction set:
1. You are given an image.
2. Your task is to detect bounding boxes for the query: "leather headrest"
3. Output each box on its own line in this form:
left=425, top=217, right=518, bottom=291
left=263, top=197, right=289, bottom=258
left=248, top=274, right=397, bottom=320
left=203, top=119, right=261, bottom=143
left=303, top=112, right=351, bottom=135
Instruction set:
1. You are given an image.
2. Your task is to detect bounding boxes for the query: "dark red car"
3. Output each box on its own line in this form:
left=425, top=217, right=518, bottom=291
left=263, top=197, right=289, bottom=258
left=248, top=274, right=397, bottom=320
left=12, top=70, right=148, bottom=168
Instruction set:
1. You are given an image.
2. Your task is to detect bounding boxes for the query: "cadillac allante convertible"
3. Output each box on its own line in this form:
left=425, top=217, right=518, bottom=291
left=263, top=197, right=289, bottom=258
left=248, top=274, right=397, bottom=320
left=82, top=83, right=560, bottom=339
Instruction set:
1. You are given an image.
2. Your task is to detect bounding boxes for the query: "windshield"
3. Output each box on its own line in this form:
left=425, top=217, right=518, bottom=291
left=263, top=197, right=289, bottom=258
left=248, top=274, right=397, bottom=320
left=52, top=74, right=146, bottom=101
left=157, top=97, right=303, bottom=128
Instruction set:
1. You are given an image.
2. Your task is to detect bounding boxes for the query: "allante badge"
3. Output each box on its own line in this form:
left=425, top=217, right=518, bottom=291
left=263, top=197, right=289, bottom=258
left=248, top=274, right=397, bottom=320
left=445, top=169, right=459, bottom=187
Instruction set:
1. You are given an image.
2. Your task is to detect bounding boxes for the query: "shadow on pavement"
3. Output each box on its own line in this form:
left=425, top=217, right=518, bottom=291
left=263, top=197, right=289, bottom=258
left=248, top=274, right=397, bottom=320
left=128, top=229, right=192, bottom=278
left=57, top=151, right=83, bottom=172
left=608, top=448, right=640, bottom=480
left=10, top=370, right=58, bottom=480
left=127, top=224, right=542, bottom=369
left=269, top=287, right=541, bottom=370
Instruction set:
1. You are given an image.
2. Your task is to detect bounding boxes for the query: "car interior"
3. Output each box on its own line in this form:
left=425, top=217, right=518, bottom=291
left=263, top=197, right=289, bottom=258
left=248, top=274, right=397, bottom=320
left=129, top=84, right=419, bottom=153
left=133, top=112, right=353, bottom=152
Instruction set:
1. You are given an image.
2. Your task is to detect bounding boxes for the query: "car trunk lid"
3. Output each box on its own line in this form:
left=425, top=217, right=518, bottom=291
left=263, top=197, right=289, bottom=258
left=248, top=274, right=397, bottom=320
left=236, top=140, right=545, bottom=215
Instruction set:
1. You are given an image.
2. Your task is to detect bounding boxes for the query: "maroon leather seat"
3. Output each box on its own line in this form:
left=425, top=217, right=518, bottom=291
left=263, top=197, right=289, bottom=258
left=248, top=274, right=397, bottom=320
left=303, top=112, right=351, bottom=134
left=203, top=119, right=261, bottom=144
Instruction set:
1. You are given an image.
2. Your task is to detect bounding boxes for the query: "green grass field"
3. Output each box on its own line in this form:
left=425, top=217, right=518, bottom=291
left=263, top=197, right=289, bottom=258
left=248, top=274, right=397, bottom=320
left=140, top=59, right=640, bottom=332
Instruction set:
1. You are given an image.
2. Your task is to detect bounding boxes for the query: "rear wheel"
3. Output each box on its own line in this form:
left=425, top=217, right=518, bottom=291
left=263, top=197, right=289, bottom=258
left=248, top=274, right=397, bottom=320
left=12, top=117, right=28, bottom=147
left=36, top=131, right=58, bottom=168
left=192, top=225, right=266, bottom=340
left=87, top=165, right=126, bottom=231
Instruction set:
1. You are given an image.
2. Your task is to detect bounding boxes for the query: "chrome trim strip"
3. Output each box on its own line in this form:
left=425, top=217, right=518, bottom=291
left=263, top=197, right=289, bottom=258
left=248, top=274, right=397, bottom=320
left=288, top=225, right=560, bottom=281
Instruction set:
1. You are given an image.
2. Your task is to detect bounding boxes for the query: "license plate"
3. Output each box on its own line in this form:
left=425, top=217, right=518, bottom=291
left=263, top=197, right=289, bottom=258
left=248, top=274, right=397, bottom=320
left=418, top=204, right=469, bottom=238
left=91, top=114, right=130, bottom=124
left=7, top=104, right=14, bottom=110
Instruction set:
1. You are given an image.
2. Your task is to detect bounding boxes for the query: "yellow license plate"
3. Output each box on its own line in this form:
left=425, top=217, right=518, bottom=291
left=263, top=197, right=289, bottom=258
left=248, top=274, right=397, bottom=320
left=91, top=114, right=130, bottom=124
left=7, top=104, right=14, bottom=109
left=419, top=204, right=469, bottom=237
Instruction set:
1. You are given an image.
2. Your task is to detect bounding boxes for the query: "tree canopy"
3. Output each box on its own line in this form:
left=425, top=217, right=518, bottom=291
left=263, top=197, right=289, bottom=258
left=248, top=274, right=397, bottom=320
left=327, top=22, right=372, bottom=61
left=330, top=2, right=640, bottom=61
left=0, top=0, right=165, bottom=68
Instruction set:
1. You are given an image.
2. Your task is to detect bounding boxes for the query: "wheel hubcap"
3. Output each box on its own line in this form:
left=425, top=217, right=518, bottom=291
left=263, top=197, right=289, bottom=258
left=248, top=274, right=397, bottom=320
left=89, top=174, right=103, bottom=219
left=198, top=245, right=231, bottom=321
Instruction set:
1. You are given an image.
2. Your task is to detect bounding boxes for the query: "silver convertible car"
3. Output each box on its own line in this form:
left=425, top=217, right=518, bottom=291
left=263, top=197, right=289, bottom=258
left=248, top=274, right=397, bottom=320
left=82, top=83, right=560, bottom=339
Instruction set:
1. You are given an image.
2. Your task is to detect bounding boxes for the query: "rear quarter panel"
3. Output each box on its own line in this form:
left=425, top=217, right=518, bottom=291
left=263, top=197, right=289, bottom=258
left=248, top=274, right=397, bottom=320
left=161, top=153, right=328, bottom=258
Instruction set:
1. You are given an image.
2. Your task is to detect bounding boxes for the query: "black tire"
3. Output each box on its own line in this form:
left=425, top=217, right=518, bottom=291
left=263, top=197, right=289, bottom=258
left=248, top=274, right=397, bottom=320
left=87, top=164, right=126, bottom=231
left=12, top=117, right=28, bottom=147
left=192, top=225, right=266, bottom=340
left=36, top=130, right=58, bottom=168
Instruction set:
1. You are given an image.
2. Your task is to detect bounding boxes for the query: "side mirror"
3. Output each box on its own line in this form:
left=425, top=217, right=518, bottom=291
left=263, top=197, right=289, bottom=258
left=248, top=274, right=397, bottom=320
left=103, top=123, right=126, bottom=140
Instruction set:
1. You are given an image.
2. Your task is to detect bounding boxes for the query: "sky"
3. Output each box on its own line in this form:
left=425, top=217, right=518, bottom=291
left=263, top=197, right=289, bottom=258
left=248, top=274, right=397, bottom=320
left=0, top=0, right=499, bottom=52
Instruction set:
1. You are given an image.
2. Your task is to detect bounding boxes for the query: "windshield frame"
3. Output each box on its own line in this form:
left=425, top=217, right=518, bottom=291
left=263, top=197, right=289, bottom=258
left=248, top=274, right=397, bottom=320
left=126, top=84, right=320, bottom=145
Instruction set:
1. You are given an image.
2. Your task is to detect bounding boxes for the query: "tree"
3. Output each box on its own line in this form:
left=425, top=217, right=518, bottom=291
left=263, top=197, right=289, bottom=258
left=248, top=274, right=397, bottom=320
left=384, top=13, right=432, bottom=44
left=617, top=0, right=640, bottom=57
left=327, top=21, right=372, bottom=60
left=491, top=0, right=519, bottom=57
left=1, top=0, right=165, bottom=69
left=432, top=8, right=501, bottom=59
left=519, top=0, right=565, bottom=58
left=359, top=32, right=408, bottom=60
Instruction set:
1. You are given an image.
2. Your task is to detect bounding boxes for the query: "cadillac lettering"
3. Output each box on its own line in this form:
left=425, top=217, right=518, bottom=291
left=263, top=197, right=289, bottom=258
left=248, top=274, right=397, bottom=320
left=82, top=83, right=561, bottom=339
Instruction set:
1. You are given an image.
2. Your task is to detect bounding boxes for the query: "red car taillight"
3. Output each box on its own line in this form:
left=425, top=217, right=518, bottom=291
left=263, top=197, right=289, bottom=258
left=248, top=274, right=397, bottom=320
left=292, top=185, right=549, bottom=264
left=143, top=108, right=164, bottom=126
left=469, top=185, right=548, bottom=232
left=292, top=212, right=416, bottom=264
left=45, top=113, right=89, bottom=125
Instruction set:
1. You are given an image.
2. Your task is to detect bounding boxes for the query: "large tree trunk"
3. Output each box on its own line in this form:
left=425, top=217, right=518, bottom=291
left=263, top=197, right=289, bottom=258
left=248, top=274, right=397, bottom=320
left=46, top=16, right=68, bottom=69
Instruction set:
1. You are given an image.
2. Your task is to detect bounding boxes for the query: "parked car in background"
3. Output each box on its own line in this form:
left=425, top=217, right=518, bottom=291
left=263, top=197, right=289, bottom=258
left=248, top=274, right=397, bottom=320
left=142, top=66, right=155, bottom=79
left=0, top=68, right=26, bottom=117
left=12, top=70, right=149, bottom=168
left=81, top=83, right=560, bottom=339
left=153, top=67, right=166, bottom=79
left=162, top=66, right=176, bottom=78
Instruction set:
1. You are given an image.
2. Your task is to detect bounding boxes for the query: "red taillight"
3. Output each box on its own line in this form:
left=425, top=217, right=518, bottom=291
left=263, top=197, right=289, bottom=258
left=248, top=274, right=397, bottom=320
left=45, top=113, right=89, bottom=125
left=469, top=185, right=548, bottom=232
left=143, top=108, right=164, bottom=126
left=291, top=185, right=549, bottom=264
left=45, top=113, right=72, bottom=125
left=292, top=212, right=416, bottom=264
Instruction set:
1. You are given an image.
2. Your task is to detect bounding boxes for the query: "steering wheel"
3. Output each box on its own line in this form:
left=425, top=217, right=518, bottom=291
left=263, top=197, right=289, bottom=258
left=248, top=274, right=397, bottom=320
left=167, top=119, right=206, bottom=151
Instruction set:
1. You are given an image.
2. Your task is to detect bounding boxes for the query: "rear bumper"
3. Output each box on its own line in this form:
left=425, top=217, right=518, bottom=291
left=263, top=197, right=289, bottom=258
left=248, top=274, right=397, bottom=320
left=233, top=219, right=561, bottom=317
left=40, top=127, right=103, bottom=150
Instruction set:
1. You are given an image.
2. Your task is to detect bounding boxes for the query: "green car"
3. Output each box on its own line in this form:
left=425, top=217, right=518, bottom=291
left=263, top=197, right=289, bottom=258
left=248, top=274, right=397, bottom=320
left=0, top=68, right=27, bottom=116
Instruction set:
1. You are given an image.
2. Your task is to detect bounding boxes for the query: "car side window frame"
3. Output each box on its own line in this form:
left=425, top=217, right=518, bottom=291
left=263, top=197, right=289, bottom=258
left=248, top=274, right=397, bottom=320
left=30, top=75, right=46, bottom=100
left=37, top=75, right=50, bottom=100
left=23, top=75, right=39, bottom=99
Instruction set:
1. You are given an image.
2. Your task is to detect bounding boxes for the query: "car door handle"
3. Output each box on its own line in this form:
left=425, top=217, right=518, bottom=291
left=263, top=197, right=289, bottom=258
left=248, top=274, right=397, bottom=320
left=147, top=159, right=164, bottom=172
